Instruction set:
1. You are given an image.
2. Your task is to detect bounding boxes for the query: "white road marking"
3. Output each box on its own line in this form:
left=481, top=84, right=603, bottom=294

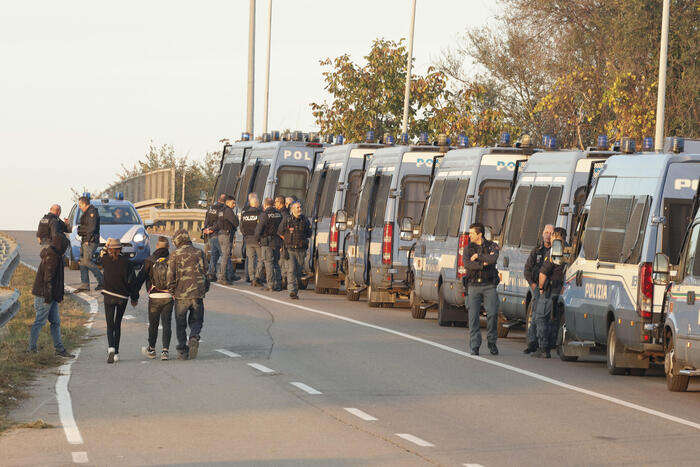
left=215, top=349, right=241, bottom=358
left=463, top=464, right=485, bottom=467
left=214, top=282, right=700, bottom=431
left=396, top=433, right=434, bottom=447
left=344, top=407, right=377, bottom=421
left=71, top=452, right=88, bottom=464
left=247, top=363, right=276, bottom=374
left=290, top=382, right=323, bottom=395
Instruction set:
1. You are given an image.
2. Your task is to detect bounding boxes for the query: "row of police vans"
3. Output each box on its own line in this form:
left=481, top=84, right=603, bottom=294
left=213, top=131, right=700, bottom=392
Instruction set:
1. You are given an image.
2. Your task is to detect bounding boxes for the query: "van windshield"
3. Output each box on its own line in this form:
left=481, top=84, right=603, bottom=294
left=398, top=176, right=430, bottom=226
left=475, top=179, right=511, bottom=236
left=81, top=205, right=139, bottom=225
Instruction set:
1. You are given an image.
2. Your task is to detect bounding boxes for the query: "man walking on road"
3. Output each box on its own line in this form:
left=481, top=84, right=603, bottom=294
left=279, top=201, right=311, bottom=299
left=275, top=196, right=290, bottom=288
left=463, top=222, right=500, bottom=356
left=217, top=195, right=239, bottom=285
left=203, top=194, right=226, bottom=282
left=75, top=196, right=104, bottom=292
left=28, top=232, right=74, bottom=358
left=256, top=197, right=283, bottom=291
left=36, top=204, right=68, bottom=246
left=241, top=193, right=264, bottom=286
left=523, top=224, right=554, bottom=354
left=167, top=229, right=209, bottom=360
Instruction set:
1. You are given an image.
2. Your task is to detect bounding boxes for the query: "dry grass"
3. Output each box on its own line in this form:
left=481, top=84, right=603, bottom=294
left=0, top=264, right=88, bottom=432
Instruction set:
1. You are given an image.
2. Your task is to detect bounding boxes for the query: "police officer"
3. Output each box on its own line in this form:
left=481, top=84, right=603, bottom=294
left=203, top=194, right=226, bottom=281
left=523, top=224, right=554, bottom=354
left=216, top=195, right=239, bottom=285
left=275, top=196, right=290, bottom=288
left=74, top=196, right=104, bottom=292
left=463, top=222, right=500, bottom=356
left=240, top=193, right=264, bottom=286
left=255, top=197, right=283, bottom=291
left=37, top=204, right=68, bottom=246
left=279, top=201, right=311, bottom=299
left=225, top=198, right=240, bottom=283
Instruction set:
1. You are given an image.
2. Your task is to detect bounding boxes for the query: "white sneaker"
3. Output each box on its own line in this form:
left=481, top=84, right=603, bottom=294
left=114, top=354, right=119, bottom=363
left=107, top=347, right=115, bottom=363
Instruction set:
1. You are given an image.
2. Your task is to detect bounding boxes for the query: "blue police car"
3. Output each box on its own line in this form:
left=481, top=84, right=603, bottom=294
left=65, top=193, right=151, bottom=269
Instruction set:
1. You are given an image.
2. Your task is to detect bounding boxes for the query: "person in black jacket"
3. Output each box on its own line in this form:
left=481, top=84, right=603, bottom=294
left=134, top=236, right=173, bottom=360
left=275, top=196, right=290, bottom=288
left=100, top=238, right=139, bottom=363
left=255, top=197, right=283, bottom=291
left=28, top=233, right=74, bottom=358
left=217, top=195, right=239, bottom=285
left=36, top=204, right=68, bottom=246
left=463, top=222, right=500, bottom=356
left=75, top=196, right=104, bottom=292
left=241, top=193, right=264, bottom=286
left=278, top=202, right=311, bottom=299
left=203, top=194, right=226, bottom=281
left=523, top=224, right=554, bottom=354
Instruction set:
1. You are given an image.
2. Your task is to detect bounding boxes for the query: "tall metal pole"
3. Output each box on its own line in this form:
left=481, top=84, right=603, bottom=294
left=400, top=0, right=417, bottom=137
left=262, top=0, right=272, bottom=135
left=654, top=0, right=670, bottom=152
left=246, top=0, right=256, bottom=137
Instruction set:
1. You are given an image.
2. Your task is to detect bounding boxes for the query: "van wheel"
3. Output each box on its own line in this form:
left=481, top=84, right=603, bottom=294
left=345, top=277, right=360, bottom=301
left=525, top=301, right=534, bottom=340
left=665, top=335, right=690, bottom=392
left=606, top=322, right=626, bottom=375
left=314, top=267, right=327, bottom=295
left=556, top=316, right=578, bottom=362
left=437, top=286, right=452, bottom=326
left=410, top=291, right=426, bottom=319
left=497, top=313, right=509, bottom=338
left=629, top=369, right=646, bottom=377
left=367, top=280, right=381, bottom=308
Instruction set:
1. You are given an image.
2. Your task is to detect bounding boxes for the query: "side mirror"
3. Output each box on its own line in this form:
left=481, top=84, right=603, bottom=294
left=484, top=226, right=493, bottom=242
left=551, top=239, right=564, bottom=265
left=400, top=217, right=413, bottom=241
left=652, top=253, right=670, bottom=285
left=335, top=210, right=348, bottom=231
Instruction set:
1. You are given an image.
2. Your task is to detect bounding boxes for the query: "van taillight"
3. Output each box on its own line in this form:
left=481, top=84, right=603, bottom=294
left=382, top=222, right=393, bottom=265
left=638, top=262, right=653, bottom=319
left=456, top=233, right=470, bottom=279
left=329, top=213, right=339, bottom=253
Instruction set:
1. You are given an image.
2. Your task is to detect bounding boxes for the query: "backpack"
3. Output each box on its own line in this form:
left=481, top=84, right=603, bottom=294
left=150, top=257, right=169, bottom=292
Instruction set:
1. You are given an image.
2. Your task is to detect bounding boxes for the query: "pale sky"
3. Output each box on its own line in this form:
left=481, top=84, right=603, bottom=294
left=1, top=0, right=497, bottom=230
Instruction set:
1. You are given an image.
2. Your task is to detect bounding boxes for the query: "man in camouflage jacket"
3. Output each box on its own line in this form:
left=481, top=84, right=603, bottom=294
left=167, top=229, right=209, bottom=360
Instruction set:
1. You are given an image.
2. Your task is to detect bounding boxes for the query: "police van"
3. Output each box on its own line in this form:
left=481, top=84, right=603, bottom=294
left=65, top=193, right=152, bottom=269
left=211, top=135, right=255, bottom=200
left=497, top=139, right=617, bottom=336
left=558, top=139, right=700, bottom=375
left=230, top=132, right=325, bottom=264
left=409, top=136, right=536, bottom=326
left=339, top=136, right=447, bottom=306
left=302, top=137, right=385, bottom=293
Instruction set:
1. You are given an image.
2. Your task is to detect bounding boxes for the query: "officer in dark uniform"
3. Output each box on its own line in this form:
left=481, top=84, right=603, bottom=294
left=240, top=193, right=264, bottom=286
left=279, top=201, right=311, bottom=299
left=274, top=196, right=290, bottom=288
left=463, top=222, right=500, bottom=356
left=37, top=204, right=68, bottom=246
left=255, top=198, right=283, bottom=291
left=523, top=224, right=554, bottom=354
left=216, top=195, right=239, bottom=285
left=203, top=194, right=226, bottom=281
left=75, top=196, right=104, bottom=292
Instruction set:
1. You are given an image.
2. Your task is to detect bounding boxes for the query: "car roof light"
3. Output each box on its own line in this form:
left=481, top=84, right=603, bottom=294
left=336, top=134, right=344, bottom=145
left=500, top=132, right=511, bottom=145
left=458, top=133, right=469, bottom=147
left=241, top=132, right=251, bottom=141
left=597, top=135, right=608, bottom=150
left=642, top=136, right=653, bottom=151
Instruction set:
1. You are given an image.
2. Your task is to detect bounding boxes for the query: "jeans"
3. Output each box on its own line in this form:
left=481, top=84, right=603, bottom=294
left=466, top=284, right=499, bottom=351
left=245, top=241, right=263, bottom=282
left=104, top=295, right=127, bottom=353
left=217, top=232, right=233, bottom=281
left=174, top=298, right=204, bottom=350
left=148, top=298, right=173, bottom=349
left=28, top=298, right=65, bottom=352
left=279, top=248, right=288, bottom=284
left=79, top=242, right=103, bottom=286
left=526, top=287, right=541, bottom=348
left=262, top=245, right=281, bottom=289
left=208, top=236, right=221, bottom=276
left=534, top=293, right=554, bottom=350
left=286, top=248, right=306, bottom=294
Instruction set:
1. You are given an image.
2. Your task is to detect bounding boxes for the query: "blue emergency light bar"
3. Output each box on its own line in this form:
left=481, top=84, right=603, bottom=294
left=336, top=134, right=344, bottom=145
left=241, top=132, right=251, bottom=141
left=642, top=137, right=653, bottom=151
left=400, top=133, right=409, bottom=145
left=419, top=132, right=429, bottom=144
left=366, top=131, right=375, bottom=143
left=672, top=136, right=684, bottom=153
left=500, top=132, right=511, bottom=145
left=116, top=192, right=124, bottom=200
left=458, top=134, right=469, bottom=147
left=597, top=135, right=608, bottom=150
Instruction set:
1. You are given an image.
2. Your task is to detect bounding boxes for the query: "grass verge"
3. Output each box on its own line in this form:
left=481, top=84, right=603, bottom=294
left=0, top=263, right=88, bottom=433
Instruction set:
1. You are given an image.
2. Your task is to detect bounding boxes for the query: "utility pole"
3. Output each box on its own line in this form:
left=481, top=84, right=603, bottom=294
left=400, top=0, right=417, bottom=138
left=181, top=168, right=186, bottom=208
left=262, top=0, right=272, bottom=135
left=246, top=0, right=256, bottom=138
left=654, top=0, right=670, bottom=152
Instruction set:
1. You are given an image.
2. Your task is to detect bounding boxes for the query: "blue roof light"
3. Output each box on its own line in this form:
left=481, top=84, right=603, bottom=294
left=241, top=132, right=251, bottom=141
left=336, top=134, right=344, bottom=145
left=620, top=137, right=635, bottom=154
left=82, top=192, right=91, bottom=199
left=400, top=133, right=409, bottom=145
left=500, top=132, right=511, bottom=145
left=597, top=135, right=608, bottom=150
left=419, top=132, right=429, bottom=144
left=642, top=137, right=653, bottom=151
left=116, top=192, right=124, bottom=200
left=547, top=135, right=557, bottom=149
left=366, top=130, right=375, bottom=142
left=458, top=133, right=469, bottom=147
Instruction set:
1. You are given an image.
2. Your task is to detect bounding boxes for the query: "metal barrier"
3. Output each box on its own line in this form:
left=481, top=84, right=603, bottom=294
left=137, top=208, right=206, bottom=236
left=101, top=168, right=176, bottom=207
left=0, top=233, right=21, bottom=328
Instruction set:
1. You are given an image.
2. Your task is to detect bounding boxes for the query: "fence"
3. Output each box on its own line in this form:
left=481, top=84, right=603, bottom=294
left=101, top=168, right=176, bottom=207
left=0, top=233, right=21, bottom=329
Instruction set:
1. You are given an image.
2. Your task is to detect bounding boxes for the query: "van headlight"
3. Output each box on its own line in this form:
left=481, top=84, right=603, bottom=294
left=133, top=233, right=146, bottom=243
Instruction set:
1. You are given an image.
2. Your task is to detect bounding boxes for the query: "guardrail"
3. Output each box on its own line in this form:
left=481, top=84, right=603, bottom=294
left=0, top=233, right=21, bottom=329
left=137, top=208, right=206, bottom=236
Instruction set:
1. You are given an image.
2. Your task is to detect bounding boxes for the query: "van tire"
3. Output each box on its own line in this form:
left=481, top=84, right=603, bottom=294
left=314, top=267, right=328, bottom=294
left=437, top=286, right=452, bottom=327
left=367, top=279, right=381, bottom=308
left=497, top=313, right=509, bottom=338
left=665, top=335, right=690, bottom=392
left=606, top=322, right=626, bottom=375
left=410, top=291, right=426, bottom=319
left=525, top=302, right=534, bottom=340
left=556, top=316, right=578, bottom=362
left=345, top=277, right=360, bottom=301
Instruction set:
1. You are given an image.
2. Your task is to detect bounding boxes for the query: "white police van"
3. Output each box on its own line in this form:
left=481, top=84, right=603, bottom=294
left=212, top=135, right=255, bottom=200
left=409, top=134, right=536, bottom=326
left=558, top=138, right=700, bottom=375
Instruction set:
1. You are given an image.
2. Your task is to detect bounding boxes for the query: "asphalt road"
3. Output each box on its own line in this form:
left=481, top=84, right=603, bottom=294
left=2, top=230, right=699, bottom=466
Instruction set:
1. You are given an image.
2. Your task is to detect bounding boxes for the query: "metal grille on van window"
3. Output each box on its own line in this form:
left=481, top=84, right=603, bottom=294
left=371, top=175, right=392, bottom=228
left=583, top=196, right=609, bottom=260
left=236, top=165, right=255, bottom=207
left=448, top=179, right=470, bottom=237
left=664, top=199, right=694, bottom=264
left=505, top=186, right=530, bottom=246
left=276, top=167, right=308, bottom=204
left=476, top=180, right=511, bottom=236
left=692, top=230, right=700, bottom=277
left=598, top=197, right=634, bottom=262
left=305, top=170, right=323, bottom=217
left=621, top=195, right=650, bottom=264
left=356, top=177, right=376, bottom=227
left=399, top=177, right=430, bottom=225
left=537, top=186, right=563, bottom=238
left=520, top=186, right=549, bottom=248
left=436, top=179, right=458, bottom=236
left=222, top=163, right=241, bottom=198
left=319, top=169, right=341, bottom=218
left=423, top=179, right=445, bottom=236
left=253, top=165, right=270, bottom=201
left=344, top=170, right=363, bottom=218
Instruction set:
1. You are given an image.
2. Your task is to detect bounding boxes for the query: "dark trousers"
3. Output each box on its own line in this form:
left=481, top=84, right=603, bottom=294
left=207, top=236, right=220, bottom=276
left=217, top=232, right=232, bottom=281
left=286, top=248, right=306, bottom=294
left=174, top=298, right=204, bottom=350
left=466, top=284, right=499, bottom=351
left=262, top=244, right=281, bottom=289
left=104, top=295, right=127, bottom=353
left=245, top=241, right=263, bottom=282
left=148, top=298, right=173, bottom=349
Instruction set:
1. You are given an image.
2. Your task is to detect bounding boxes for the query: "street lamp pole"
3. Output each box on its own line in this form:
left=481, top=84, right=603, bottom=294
left=654, top=0, right=670, bottom=152
left=246, top=0, right=256, bottom=138
left=262, top=0, right=272, bottom=135
left=400, top=0, right=417, bottom=138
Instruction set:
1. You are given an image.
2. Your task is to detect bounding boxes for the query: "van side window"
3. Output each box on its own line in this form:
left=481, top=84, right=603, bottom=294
left=583, top=196, right=609, bottom=260
left=398, top=176, right=430, bottom=226
left=318, top=169, right=341, bottom=218
left=344, top=170, right=363, bottom=218
left=435, top=179, right=458, bottom=237
left=476, top=179, right=511, bottom=236
left=235, top=164, right=256, bottom=207
left=520, top=186, right=549, bottom=248
left=215, top=162, right=242, bottom=199
left=371, top=174, right=392, bottom=227
left=621, top=196, right=650, bottom=264
left=505, top=185, right=530, bottom=246
left=687, top=225, right=700, bottom=278
left=252, top=164, right=270, bottom=202
left=276, top=166, right=308, bottom=204
left=598, top=197, right=635, bottom=262
left=448, top=179, right=470, bottom=237
left=662, top=163, right=700, bottom=264
left=356, top=176, right=377, bottom=227
left=304, top=169, right=325, bottom=217
left=422, top=179, right=445, bottom=236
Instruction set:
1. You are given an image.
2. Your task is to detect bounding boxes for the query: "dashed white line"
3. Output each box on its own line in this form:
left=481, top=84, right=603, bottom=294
left=215, top=349, right=241, bottom=358
left=463, top=463, right=485, bottom=467
left=344, top=407, right=377, bottom=421
left=71, top=451, right=89, bottom=464
left=396, top=433, right=434, bottom=447
left=247, top=363, right=276, bottom=374
left=290, top=382, right=323, bottom=394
